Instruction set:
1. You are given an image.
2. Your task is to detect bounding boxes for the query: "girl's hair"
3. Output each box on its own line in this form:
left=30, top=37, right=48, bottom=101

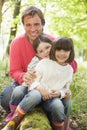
left=33, top=35, right=52, bottom=53
left=50, top=37, right=75, bottom=63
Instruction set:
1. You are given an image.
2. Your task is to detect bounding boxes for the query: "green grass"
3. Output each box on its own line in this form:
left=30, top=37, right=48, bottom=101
left=70, top=63, right=87, bottom=129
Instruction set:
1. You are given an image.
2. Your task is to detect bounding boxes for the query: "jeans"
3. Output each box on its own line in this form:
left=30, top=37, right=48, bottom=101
left=42, top=98, right=68, bottom=122
left=10, top=85, right=28, bottom=106
left=0, top=81, right=19, bottom=113
left=18, top=89, right=42, bottom=112
left=0, top=81, right=72, bottom=122
left=10, top=86, right=71, bottom=122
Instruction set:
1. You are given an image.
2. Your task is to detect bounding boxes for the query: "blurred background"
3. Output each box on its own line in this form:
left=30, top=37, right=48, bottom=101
left=0, top=0, right=87, bottom=130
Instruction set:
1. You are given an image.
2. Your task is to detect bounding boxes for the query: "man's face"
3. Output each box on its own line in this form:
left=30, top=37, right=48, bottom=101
left=23, top=14, right=44, bottom=44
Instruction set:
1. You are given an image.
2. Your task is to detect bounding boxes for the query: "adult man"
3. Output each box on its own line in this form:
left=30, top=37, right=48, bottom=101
left=0, top=6, right=51, bottom=112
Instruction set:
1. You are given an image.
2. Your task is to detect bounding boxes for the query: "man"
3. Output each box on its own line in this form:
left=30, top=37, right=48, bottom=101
left=0, top=6, right=50, bottom=112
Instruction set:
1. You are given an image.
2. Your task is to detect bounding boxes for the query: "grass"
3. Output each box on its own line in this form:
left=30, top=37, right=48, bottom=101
left=70, top=62, right=87, bottom=129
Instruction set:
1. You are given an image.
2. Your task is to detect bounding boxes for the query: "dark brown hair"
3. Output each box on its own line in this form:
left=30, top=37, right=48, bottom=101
left=33, top=35, right=52, bottom=53
left=21, top=6, right=45, bottom=25
left=50, top=37, right=75, bottom=63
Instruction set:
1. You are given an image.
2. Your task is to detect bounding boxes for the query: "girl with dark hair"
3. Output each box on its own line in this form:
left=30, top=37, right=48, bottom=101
left=28, top=37, right=75, bottom=130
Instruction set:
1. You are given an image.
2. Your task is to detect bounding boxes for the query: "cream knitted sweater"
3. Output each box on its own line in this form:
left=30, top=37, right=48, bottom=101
left=30, top=58, right=73, bottom=98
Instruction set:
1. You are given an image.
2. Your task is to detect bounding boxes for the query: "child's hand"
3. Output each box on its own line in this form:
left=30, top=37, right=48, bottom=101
left=50, top=90, right=61, bottom=98
left=36, top=86, right=52, bottom=100
left=65, top=91, right=71, bottom=99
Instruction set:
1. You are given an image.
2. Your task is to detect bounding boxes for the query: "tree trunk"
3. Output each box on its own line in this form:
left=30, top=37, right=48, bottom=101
left=83, top=49, right=87, bottom=61
left=6, top=0, right=21, bottom=55
left=19, top=106, right=52, bottom=130
left=0, top=0, right=5, bottom=32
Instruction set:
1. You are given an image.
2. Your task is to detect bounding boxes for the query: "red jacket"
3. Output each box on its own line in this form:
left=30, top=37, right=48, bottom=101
left=10, top=34, right=35, bottom=84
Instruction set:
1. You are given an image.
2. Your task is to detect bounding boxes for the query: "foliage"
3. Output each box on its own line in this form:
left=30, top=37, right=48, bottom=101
left=71, top=66, right=87, bottom=114
left=0, top=59, right=12, bottom=92
left=46, top=0, right=87, bottom=49
left=70, top=64, right=87, bottom=129
left=0, top=0, right=87, bottom=53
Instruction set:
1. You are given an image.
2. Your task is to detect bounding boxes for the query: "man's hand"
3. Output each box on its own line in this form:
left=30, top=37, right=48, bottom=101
left=23, top=70, right=36, bottom=86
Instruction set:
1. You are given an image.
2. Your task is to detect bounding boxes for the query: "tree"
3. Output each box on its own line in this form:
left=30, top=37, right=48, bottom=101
left=44, top=0, right=87, bottom=60
left=0, top=0, right=5, bottom=32
left=6, top=0, right=21, bottom=55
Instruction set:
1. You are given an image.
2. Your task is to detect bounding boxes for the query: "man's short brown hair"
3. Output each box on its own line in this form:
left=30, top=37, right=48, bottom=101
left=21, top=6, right=45, bottom=25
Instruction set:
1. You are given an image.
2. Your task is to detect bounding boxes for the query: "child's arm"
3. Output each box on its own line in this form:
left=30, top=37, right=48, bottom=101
left=59, top=81, right=72, bottom=99
left=51, top=81, right=72, bottom=99
left=35, top=85, right=52, bottom=100
left=23, top=70, right=36, bottom=86
left=23, top=56, right=39, bottom=86
left=65, top=90, right=71, bottom=99
left=29, top=70, right=53, bottom=100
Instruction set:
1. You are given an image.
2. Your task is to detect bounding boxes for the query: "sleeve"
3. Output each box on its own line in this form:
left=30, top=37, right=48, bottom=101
left=59, top=80, right=72, bottom=99
left=69, top=60, right=78, bottom=73
left=27, top=57, right=39, bottom=71
left=29, top=81, right=41, bottom=90
left=9, top=40, right=25, bottom=84
left=29, top=61, right=43, bottom=90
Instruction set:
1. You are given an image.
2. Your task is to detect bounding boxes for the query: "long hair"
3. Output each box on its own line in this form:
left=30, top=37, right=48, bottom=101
left=50, top=37, right=75, bottom=63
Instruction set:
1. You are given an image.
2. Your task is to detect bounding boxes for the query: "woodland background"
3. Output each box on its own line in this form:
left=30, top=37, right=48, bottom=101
left=0, top=0, right=87, bottom=130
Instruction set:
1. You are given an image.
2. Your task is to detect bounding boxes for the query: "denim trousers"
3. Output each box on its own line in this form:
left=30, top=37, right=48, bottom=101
left=42, top=98, right=70, bottom=122
left=10, top=85, right=72, bottom=122
left=0, top=81, right=19, bottom=113
left=0, top=82, right=72, bottom=122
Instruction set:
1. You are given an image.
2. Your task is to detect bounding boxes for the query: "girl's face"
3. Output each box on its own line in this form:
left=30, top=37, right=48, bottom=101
left=55, top=49, right=70, bottom=65
left=36, top=42, right=52, bottom=59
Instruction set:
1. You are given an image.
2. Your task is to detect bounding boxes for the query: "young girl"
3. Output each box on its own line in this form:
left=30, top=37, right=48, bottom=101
left=28, top=36, right=75, bottom=130
left=23, top=35, right=52, bottom=86
left=3, top=37, right=74, bottom=130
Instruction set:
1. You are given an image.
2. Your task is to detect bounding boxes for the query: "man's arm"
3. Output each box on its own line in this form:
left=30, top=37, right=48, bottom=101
left=70, top=60, right=77, bottom=73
